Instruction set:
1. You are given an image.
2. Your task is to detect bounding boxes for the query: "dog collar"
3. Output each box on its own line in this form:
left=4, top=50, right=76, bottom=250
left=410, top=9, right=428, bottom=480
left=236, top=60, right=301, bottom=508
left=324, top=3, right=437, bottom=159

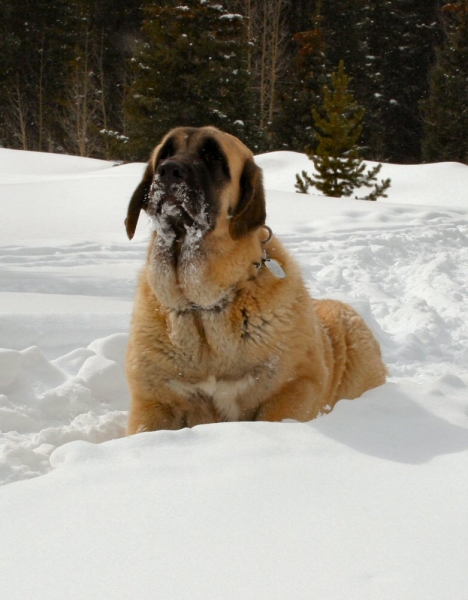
left=172, top=293, right=234, bottom=315
left=253, top=226, right=287, bottom=279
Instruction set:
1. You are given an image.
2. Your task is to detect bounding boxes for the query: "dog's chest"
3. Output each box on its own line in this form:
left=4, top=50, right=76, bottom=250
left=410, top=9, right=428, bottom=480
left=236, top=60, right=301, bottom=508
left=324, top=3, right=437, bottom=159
left=168, top=374, right=255, bottom=420
left=164, top=310, right=276, bottom=419
left=166, top=308, right=254, bottom=364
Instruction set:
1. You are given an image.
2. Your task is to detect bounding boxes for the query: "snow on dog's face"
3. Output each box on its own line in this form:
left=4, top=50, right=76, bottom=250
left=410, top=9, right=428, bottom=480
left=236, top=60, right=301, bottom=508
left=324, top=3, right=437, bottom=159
left=125, top=126, right=266, bottom=249
left=147, top=132, right=225, bottom=247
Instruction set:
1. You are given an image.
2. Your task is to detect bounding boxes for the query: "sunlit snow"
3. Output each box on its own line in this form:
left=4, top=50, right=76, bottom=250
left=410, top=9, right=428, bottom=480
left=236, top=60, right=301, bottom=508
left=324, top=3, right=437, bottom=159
left=0, top=147, right=467, bottom=599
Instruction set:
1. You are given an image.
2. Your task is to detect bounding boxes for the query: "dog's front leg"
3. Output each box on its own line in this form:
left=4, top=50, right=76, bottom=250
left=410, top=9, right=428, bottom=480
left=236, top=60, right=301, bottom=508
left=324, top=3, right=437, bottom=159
left=127, top=394, right=183, bottom=434
left=254, top=378, right=326, bottom=423
left=127, top=388, right=221, bottom=434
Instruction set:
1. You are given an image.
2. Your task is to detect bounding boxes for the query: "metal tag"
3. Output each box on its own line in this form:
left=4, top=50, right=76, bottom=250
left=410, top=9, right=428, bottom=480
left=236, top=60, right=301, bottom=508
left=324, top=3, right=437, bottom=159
left=264, top=258, right=286, bottom=279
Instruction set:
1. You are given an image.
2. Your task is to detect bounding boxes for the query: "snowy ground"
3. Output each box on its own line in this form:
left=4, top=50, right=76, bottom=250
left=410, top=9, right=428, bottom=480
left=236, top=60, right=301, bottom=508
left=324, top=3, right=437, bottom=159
left=0, top=147, right=467, bottom=599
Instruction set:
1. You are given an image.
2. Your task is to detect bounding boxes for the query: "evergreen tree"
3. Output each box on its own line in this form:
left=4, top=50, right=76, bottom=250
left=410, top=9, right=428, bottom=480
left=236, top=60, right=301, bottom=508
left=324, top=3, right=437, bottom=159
left=0, top=0, right=77, bottom=151
left=0, top=0, right=449, bottom=163
left=272, top=5, right=329, bottom=150
left=225, top=0, right=290, bottom=151
left=287, top=0, right=318, bottom=34
left=83, top=0, right=143, bottom=158
left=357, top=0, right=441, bottom=163
left=320, top=0, right=368, bottom=80
left=0, top=0, right=144, bottom=157
left=314, top=0, right=442, bottom=163
left=125, top=0, right=258, bottom=160
left=60, top=0, right=143, bottom=158
left=296, top=62, right=391, bottom=200
left=422, top=1, right=468, bottom=164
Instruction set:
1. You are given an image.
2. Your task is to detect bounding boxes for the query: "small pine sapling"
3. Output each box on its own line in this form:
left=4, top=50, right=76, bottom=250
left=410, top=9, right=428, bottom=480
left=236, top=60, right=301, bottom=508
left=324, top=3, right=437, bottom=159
left=296, top=61, right=391, bottom=200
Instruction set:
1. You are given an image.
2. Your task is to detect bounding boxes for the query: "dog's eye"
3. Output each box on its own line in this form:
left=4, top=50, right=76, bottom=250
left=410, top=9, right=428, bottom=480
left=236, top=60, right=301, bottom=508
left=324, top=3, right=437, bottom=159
left=200, top=139, right=231, bottom=179
left=200, top=139, right=230, bottom=179
left=158, top=140, right=176, bottom=163
left=201, top=140, right=224, bottom=163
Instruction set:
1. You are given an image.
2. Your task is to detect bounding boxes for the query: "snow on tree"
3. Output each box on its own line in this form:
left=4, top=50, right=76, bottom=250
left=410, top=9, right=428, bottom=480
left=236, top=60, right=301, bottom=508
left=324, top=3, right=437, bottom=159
left=316, top=0, right=440, bottom=163
left=125, top=0, right=257, bottom=160
left=422, top=1, right=468, bottom=165
left=272, top=4, right=329, bottom=151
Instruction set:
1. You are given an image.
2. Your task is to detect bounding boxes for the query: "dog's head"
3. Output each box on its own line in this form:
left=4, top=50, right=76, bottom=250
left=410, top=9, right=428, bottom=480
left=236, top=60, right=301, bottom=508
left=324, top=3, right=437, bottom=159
left=125, top=127, right=266, bottom=243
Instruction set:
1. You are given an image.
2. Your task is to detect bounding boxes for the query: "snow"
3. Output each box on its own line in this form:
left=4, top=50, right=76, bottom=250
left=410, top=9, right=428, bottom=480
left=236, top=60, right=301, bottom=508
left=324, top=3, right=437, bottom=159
left=149, top=178, right=210, bottom=251
left=0, top=147, right=468, bottom=599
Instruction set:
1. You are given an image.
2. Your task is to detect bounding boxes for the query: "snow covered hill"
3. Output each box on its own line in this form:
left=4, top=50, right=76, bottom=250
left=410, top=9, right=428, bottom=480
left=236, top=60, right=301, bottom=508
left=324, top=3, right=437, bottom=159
left=0, top=148, right=467, bottom=599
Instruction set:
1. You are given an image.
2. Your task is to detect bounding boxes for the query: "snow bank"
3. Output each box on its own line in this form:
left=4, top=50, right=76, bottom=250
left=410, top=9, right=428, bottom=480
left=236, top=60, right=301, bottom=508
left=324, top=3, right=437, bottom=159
left=0, top=151, right=146, bottom=245
left=1, top=405, right=467, bottom=599
left=0, top=334, right=128, bottom=485
left=0, top=147, right=112, bottom=176
left=256, top=150, right=468, bottom=208
left=0, top=148, right=468, bottom=599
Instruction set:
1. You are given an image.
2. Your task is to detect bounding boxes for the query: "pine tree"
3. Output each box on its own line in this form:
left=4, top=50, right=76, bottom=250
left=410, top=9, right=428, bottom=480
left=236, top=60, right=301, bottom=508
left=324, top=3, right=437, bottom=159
left=272, top=4, right=329, bottom=151
left=58, top=0, right=144, bottom=158
left=0, top=0, right=142, bottom=157
left=422, top=1, right=468, bottom=164
left=285, top=0, right=318, bottom=34
left=125, top=0, right=258, bottom=160
left=296, top=61, right=391, bottom=200
left=305, top=0, right=441, bottom=163
left=225, top=0, right=290, bottom=151
left=320, top=0, right=368, bottom=79
left=357, top=0, right=441, bottom=163
left=0, top=0, right=77, bottom=152
left=73, top=0, right=143, bottom=159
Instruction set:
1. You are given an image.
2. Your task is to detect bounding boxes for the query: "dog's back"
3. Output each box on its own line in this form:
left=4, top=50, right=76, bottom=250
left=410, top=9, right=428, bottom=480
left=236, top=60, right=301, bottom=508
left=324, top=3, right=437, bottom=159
left=314, top=299, right=387, bottom=408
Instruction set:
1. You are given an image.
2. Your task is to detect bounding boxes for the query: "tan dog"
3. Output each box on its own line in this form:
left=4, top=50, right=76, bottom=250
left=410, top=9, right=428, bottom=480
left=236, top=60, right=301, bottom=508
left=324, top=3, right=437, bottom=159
left=125, top=126, right=386, bottom=434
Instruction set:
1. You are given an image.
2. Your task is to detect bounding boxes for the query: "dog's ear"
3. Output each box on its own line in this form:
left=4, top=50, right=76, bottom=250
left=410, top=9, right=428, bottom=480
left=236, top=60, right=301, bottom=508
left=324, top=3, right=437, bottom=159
left=125, top=162, right=154, bottom=240
left=229, top=157, right=266, bottom=240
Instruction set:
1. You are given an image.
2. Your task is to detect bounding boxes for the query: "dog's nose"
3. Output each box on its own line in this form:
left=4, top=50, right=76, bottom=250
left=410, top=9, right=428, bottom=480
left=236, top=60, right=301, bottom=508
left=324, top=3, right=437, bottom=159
left=157, top=160, right=187, bottom=185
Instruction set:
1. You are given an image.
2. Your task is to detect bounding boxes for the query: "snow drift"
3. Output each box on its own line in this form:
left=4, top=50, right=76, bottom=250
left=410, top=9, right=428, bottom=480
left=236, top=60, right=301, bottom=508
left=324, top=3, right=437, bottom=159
left=0, top=148, right=467, bottom=599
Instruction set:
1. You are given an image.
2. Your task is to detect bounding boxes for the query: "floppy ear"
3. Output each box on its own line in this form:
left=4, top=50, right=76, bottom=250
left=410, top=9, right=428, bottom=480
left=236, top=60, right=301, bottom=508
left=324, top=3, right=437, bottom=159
left=125, top=162, right=154, bottom=240
left=229, top=157, right=266, bottom=240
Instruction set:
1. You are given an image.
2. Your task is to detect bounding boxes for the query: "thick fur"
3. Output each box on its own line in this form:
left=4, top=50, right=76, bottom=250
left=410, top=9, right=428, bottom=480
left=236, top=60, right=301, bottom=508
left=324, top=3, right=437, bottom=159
left=125, top=126, right=386, bottom=434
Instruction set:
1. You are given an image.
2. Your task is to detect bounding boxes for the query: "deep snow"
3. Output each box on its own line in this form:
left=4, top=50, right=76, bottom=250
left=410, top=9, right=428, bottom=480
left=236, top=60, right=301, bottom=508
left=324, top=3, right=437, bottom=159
left=0, top=147, right=467, bottom=599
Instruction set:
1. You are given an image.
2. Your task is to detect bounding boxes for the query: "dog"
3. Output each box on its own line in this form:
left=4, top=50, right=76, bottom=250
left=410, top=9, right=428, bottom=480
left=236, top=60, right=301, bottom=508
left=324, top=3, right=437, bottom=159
left=125, top=126, right=386, bottom=434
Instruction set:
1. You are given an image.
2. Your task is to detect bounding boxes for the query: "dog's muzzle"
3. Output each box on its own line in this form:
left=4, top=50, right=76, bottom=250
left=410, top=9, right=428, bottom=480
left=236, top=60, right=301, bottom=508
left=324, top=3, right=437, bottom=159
left=148, top=160, right=210, bottom=242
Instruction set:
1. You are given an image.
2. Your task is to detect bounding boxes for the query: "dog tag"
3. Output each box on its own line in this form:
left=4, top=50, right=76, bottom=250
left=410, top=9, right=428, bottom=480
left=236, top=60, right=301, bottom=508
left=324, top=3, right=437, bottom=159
left=264, top=258, right=286, bottom=279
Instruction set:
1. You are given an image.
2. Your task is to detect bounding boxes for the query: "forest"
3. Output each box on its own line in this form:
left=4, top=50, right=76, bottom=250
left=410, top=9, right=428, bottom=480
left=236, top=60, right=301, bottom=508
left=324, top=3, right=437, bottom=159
left=0, top=0, right=467, bottom=164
